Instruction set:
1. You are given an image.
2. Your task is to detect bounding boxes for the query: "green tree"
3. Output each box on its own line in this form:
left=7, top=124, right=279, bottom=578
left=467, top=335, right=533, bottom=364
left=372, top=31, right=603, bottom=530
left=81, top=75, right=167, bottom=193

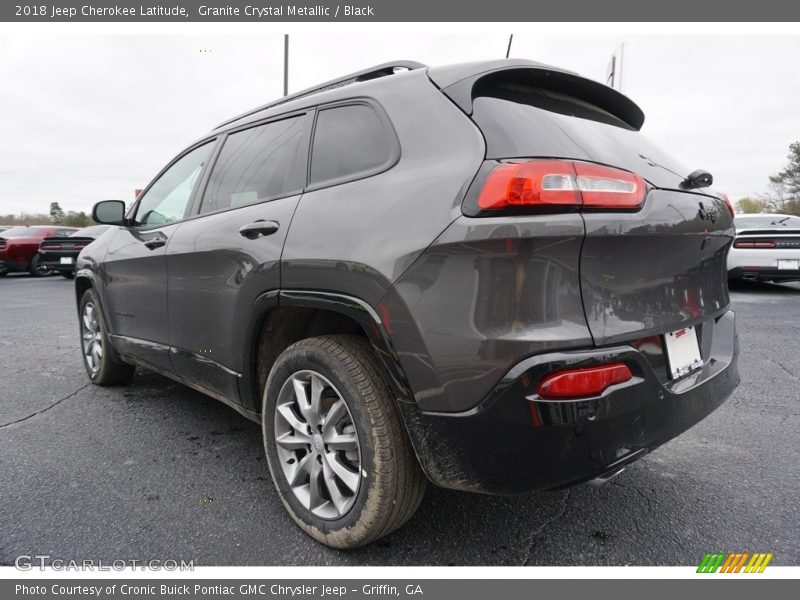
left=64, top=211, right=92, bottom=227
left=768, top=141, right=800, bottom=216
left=49, top=202, right=66, bottom=224
left=735, top=197, right=769, bottom=214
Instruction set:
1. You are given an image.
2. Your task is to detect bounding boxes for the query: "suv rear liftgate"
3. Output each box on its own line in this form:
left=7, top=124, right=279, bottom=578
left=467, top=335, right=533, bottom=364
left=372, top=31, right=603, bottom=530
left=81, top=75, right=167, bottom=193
left=382, top=62, right=739, bottom=493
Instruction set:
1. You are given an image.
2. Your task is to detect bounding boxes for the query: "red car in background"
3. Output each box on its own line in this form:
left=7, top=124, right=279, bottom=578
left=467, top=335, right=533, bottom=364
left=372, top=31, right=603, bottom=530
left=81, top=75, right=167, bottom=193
left=0, top=226, right=78, bottom=276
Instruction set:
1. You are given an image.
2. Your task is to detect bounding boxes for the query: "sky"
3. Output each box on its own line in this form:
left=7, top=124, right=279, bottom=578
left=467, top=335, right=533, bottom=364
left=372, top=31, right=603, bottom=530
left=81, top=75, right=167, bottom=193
left=1, top=33, right=799, bottom=216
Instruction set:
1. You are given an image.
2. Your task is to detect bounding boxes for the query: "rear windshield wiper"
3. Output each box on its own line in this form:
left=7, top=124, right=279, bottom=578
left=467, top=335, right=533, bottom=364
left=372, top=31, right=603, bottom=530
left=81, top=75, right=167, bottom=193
left=680, top=169, right=713, bottom=190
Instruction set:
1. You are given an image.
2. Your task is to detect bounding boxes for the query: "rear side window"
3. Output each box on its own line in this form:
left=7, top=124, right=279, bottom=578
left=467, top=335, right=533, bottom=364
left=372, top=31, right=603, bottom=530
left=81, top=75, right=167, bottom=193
left=309, top=103, right=398, bottom=187
left=200, top=115, right=306, bottom=214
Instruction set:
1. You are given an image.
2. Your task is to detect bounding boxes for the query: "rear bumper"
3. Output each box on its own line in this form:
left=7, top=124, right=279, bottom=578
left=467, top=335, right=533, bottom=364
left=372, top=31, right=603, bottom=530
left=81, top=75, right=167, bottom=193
left=39, top=252, right=77, bottom=273
left=401, top=310, right=739, bottom=494
left=0, top=258, right=29, bottom=272
left=728, top=266, right=800, bottom=282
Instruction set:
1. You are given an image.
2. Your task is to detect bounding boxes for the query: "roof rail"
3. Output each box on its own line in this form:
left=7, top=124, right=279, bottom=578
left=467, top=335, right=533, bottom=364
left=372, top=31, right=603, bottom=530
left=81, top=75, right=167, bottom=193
left=215, top=60, right=427, bottom=130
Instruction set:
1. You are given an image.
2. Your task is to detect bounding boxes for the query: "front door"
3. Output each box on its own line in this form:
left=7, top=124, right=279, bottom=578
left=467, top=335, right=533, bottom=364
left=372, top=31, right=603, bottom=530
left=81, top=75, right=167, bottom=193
left=101, top=141, right=216, bottom=372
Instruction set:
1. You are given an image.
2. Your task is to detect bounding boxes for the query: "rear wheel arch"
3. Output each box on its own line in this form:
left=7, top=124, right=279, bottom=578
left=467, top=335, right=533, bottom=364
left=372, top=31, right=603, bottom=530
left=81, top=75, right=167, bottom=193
left=243, top=291, right=414, bottom=417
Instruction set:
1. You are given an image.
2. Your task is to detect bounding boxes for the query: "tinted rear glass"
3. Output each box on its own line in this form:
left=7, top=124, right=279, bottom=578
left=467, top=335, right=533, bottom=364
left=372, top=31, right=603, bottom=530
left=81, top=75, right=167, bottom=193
left=0, top=227, right=43, bottom=237
left=71, top=225, right=109, bottom=237
left=472, top=83, right=691, bottom=190
left=735, top=215, right=800, bottom=229
left=310, top=103, right=398, bottom=187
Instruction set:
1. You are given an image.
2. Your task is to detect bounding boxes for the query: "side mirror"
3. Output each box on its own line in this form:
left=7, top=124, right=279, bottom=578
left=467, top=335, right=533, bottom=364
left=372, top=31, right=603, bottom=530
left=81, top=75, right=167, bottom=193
left=93, top=200, right=126, bottom=225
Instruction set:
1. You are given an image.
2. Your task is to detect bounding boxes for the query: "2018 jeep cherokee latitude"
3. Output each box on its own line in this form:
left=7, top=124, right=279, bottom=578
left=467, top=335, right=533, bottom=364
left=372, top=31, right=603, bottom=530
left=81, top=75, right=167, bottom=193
left=77, top=59, right=740, bottom=549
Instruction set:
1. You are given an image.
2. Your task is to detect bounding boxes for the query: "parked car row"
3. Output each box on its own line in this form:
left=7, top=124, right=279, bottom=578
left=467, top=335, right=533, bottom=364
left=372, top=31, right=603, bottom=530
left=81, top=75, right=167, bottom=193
left=0, top=225, right=110, bottom=277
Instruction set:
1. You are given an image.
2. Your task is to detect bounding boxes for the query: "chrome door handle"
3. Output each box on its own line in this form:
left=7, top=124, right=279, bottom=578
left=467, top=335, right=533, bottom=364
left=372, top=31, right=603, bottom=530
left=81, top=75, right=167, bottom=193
left=239, top=220, right=280, bottom=239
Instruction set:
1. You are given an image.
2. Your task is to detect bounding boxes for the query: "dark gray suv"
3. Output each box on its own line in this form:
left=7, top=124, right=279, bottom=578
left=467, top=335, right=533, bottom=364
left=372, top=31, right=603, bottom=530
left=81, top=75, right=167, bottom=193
left=78, top=59, right=740, bottom=548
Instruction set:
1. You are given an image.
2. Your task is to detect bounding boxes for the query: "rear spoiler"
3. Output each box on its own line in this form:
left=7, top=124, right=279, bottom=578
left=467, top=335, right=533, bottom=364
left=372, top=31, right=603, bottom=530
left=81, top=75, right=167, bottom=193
left=428, top=59, right=645, bottom=131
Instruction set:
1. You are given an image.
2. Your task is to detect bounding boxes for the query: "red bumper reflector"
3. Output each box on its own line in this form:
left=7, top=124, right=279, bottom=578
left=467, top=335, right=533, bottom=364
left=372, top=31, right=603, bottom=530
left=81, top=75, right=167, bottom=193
left=537, top=362, right=633, bottom=400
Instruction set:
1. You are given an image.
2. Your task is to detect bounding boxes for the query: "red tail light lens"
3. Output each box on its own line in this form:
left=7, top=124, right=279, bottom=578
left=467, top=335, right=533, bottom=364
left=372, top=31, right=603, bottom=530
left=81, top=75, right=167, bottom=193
left=536, top=362, right=633, bottom=400
left=478, top=160, right=645, bottom=211
left=478, top=161, right=580, bottom=209
left=734, top=240, right=776, bottom=249
left=719, top=193, right=734, bottom=217
left=40, top=242, right=62, bottom=250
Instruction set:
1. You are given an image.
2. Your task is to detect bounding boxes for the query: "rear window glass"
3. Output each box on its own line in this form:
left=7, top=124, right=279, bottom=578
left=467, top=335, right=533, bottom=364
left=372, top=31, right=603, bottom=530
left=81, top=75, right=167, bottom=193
left=0, top=227, right=40, bottom=237
left=200, top=115, right=306, bottom=214
left=71, top=225, right=109, bottom=237
left=471, top=82, right=691, bottom=190
left=309, top=103, right=398, bottom=187
left=735, top=215, right=800, bottom=229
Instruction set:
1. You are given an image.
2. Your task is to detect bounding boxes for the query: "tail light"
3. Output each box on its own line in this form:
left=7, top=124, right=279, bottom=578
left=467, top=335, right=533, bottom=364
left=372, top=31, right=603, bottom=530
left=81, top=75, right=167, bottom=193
left=719, top=193, right=735, bottom=217
left=40, top=242, right=62, bottom=250
left=536, top=362, right=633, bottom=400
left=477, top=160, right=646, bottom=211
left=734, top=239, right=776, bottom=249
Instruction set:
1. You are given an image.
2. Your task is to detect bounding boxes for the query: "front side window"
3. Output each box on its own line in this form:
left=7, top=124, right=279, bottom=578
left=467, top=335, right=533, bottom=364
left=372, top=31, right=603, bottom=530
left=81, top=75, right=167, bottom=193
left=199, top=115, right=306, bottom=214
left=309, top=103, right=398, bottom=187
left=134, top=142, right=214, bottom=227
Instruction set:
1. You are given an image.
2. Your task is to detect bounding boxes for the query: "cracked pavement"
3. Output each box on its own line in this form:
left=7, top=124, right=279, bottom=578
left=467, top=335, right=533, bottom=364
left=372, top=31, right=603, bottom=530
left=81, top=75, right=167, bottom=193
left=1, top=275, right=798, bottom=565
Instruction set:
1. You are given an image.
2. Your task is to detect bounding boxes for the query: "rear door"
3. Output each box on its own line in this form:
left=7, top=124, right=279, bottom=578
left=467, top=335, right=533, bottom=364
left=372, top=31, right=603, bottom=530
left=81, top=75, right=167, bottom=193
left=166, top=112, right=311, bottom=403
left=101, top=140, right=216, bottom=371
left=443, top=66, right=735, bottom=346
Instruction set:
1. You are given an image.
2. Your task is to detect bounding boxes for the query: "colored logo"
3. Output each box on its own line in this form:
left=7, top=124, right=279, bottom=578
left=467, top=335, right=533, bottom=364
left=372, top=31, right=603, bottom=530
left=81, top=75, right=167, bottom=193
left=697, top=552, right=773, bottom=573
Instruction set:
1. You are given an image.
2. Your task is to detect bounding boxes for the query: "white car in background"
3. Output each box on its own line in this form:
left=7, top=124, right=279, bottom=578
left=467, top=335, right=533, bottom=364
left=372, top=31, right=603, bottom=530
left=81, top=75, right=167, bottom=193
left=728, top=213, right=800, bottom=283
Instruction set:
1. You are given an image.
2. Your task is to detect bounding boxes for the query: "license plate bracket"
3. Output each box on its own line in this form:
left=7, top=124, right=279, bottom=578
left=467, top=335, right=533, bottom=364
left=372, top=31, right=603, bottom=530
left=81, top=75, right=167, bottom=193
left=664, top=326, right=703, bottom=380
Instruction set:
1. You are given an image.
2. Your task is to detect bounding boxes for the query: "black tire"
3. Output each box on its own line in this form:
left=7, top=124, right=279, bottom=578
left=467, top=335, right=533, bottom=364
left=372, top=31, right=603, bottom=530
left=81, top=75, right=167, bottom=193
left=0, top=270, right=7, bottom=277
left=28, top=254, right=48, bottom=277
left=262, top=335, right=425, bottom=549
left=78, top=288, right=136, bottom=385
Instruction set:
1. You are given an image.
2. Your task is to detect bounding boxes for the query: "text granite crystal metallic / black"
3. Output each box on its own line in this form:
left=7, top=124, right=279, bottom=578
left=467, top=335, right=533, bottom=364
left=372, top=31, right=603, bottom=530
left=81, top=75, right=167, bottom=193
left=75, top=58, right=740, bottom=548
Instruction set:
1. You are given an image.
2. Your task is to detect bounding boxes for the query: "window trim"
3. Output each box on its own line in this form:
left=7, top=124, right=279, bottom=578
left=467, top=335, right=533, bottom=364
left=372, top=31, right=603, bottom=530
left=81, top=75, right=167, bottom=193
left=305, top=98, right=401, bottom=192
left=187, top=109, right=313, bottom=219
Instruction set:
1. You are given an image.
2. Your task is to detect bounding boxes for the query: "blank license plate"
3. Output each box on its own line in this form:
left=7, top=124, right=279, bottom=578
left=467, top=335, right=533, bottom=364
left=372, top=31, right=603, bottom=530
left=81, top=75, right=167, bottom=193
left=664, top=326, right=703, bottom=380
left=59, top=257, right=73, bottom=265
left=778, top=259, right=799, bottom=270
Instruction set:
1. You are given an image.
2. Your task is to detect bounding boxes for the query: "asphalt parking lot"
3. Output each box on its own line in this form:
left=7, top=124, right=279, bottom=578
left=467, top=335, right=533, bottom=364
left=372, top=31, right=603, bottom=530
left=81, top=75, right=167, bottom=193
left=1, top=274, right=798, bottom=566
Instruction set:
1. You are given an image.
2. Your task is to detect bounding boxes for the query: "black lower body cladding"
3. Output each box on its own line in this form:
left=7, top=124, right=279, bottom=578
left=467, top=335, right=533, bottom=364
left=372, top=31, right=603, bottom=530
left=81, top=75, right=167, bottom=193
left=399, top=311, right=739, bottom=494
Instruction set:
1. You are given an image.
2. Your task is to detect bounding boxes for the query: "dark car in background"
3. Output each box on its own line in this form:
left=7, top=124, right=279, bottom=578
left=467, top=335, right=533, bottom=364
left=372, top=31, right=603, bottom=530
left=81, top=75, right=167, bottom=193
left=76, top=59, right=740, bottom=548
left=38, top=225, right=111, bottom=278
left=727, top=213, right=800, bottom=283
left=0, top=225, right=78, bottom=276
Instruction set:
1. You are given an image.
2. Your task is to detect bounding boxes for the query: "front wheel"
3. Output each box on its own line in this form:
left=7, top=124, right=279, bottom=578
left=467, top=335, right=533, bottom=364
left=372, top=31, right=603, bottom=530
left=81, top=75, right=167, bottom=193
left=262, top=335, right=425, bottom=549
left=79, top=288, right=136, bottom=385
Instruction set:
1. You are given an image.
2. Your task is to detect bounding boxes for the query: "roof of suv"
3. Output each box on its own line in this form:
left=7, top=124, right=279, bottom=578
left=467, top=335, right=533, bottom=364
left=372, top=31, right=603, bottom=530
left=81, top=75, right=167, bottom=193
left=210, top=58, right=646, bottom=135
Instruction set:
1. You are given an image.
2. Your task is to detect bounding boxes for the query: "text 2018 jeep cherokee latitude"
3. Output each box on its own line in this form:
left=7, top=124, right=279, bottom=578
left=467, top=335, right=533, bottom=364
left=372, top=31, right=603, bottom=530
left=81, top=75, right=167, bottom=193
left=76, top=59, right=740, bottom=548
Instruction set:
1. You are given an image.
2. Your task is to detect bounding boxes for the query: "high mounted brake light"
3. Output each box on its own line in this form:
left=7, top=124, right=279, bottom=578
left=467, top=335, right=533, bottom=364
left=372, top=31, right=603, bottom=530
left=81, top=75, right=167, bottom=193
left=477, top=160, right=646, bottom=211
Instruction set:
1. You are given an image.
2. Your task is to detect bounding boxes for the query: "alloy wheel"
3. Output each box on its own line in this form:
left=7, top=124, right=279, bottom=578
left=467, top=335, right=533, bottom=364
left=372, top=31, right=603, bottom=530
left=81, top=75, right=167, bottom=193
left=81, top=301, right=103, bottom=375
left=274, top=370, right=362, bottom=520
